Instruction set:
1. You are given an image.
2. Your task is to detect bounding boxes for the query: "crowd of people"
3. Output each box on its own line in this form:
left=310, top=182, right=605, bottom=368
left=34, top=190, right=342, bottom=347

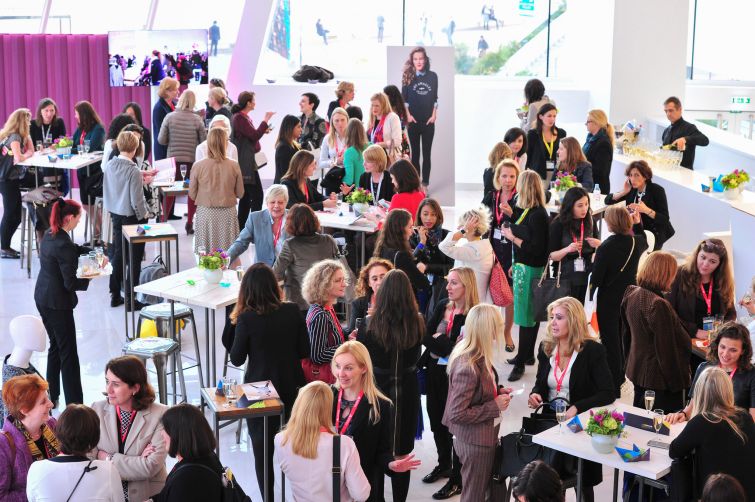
left=0, top=70, right=751, bottom=502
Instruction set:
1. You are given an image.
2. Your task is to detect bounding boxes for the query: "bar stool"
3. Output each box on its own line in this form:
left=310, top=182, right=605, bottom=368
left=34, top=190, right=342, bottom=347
left=19, top=204, right=36, bottom=278
left=222, top=350, right=247, bottom=444
left=84, top=196, right=104, bottom=243
left=122, top=337, right=187, bottom=405
left=136, top=302, right=204, bottom=389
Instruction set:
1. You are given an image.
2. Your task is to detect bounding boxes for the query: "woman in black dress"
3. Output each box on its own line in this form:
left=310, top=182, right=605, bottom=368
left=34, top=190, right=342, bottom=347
left=409, top=198, right=453, bottom=316
left=583, top=109, right=614, bottom=194
left=348, top=257, right=393, bottom=334
left=374, top=208, right=430, bottom=297
left=525, top=102, right=566, bottom=180
left=357, top=269, right=424, bottom=502
left=273, top=114, right=301, bottom=184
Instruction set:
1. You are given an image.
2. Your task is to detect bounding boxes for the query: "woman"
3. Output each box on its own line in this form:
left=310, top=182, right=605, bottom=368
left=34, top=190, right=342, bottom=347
left=327, top=81, right=355, bottom=120
left=482, top=159, right=520, bottom=350
left=103, top=113, right=138, bottom=166
left=229, top=263, right=309, bottom=498
left=274, top=381, right=370, bottom=502
left=385, top=159, right=425, bottom=220
left=402, top=47, right=438, bottom=187
left=512, top=461, right=564, bottom=502
left=443, top=304, right=511, bottom=502
left=422, top=267, right=479, bottom=499
left=341, top=118, right=369, bottom=193
left=123, top=102, right=151, bottom=162
left=504, top=126, right=528, bottom=170
left=501, top=171, right=550, bottom=382
left=273, top=204, right=339, bottom=312
left=519, top=78, right=556, bottom=132
left=195, top=115, right=238, bottom=162
left=525, top=102, right=567, bottom=180
left=319, top=107, right=348, bottom=171
left=366, top=92, right=402, bottom=163
left=357, top=269, right=424, bottom=502
left=227, top=184, right=289, bottom=268
left=72, top=101, right=106, bottom=240
left=27, top=404, right=124, bottom=502
left=231, top=91, right=275, bottom=229
left=556, top=137, right=594, bottom=191
left=189, top=127, right=243, bottom=247
left=374, top=209, right=430, bottom=296
left=347, top=258, right=393, bottom=334
left=158, top=90, right=207, bottom=234
left=91, top=356, right=168, bottom=502
left=30, top=98, right=69, bottom=196
left=0, top=375, right=57, bottom=501
left=149, top=404, right=224, bottom=501
left=605, top=160, right=674, bottom=250
left=548, top=187, right=600, bottom=303
left=668, top=322, right=755, bottom=424
left=301, top=259, right=349, bottom=382
left=151, top=77, right=178, bottom=162
left=700, top=474, right=747, bottom=502
left=527, top=297, right=614, bottom=502
left=669, top=367, right=755, bottom=499
left=357, top=144, right=395, bottom=205
left=331, top=341, right=421, bottom=501
left=207, top=78, right=234, bottom=111
left=482, top=142, right=513, bottom=196
left=667, top=238, right=736, bottom=339
left=439, top=206, right=495, bottom=302
left=0, top=108, right=35, bottom=259
left=204, top=87, right=232, bottom=125
left=590, top=206, right=648, bottom=397
left=281, top=150, right=337, bottom=211
left=274, top=114, right=301, bottom=184
left=383, top=84, right=411, bottom=160
left=621, top=251, right=691, bottom=412
left=103, top=131, right=149, bottom=310
left=34, top=199, right=92, bottom=405
left=583, top=109, right=614, bottom=194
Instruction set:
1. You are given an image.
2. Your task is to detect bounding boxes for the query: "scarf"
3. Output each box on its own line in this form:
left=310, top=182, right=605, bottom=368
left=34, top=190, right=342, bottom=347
left=583, top=129, right=606, bottom=155
left=11, top=416, right=60, bottom=460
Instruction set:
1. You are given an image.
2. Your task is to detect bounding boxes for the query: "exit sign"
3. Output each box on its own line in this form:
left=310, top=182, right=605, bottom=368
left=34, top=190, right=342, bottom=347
left=731, top=97, right=751, bottom=105
left=520, top=0, right=535, bottom=14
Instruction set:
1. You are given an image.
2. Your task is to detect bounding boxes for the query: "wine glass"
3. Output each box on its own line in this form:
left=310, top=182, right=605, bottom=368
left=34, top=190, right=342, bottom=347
left=554, top=401, right=567, bottom=434
left=180, top=164, right=187, bottom=181
left=94, top=247, right=105, bottom=269
left=653, top=409, right=664, bottom=440
left=83, top=140, right=91, bottom=157
left=644, top=390, right=655, bottom=416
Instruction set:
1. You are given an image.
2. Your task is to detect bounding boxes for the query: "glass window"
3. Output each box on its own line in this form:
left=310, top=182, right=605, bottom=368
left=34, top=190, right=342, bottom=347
left=0, top=2, right=47, bottom=34
left=48, top=0, right=150, bottom=34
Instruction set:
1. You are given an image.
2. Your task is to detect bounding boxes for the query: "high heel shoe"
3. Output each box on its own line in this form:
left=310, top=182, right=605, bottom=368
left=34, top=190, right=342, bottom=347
left=185, top=222, right=194, bottom=235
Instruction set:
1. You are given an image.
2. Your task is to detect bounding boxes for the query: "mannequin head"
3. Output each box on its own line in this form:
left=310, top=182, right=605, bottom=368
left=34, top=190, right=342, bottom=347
left=9, top=316, right=47, bottom=352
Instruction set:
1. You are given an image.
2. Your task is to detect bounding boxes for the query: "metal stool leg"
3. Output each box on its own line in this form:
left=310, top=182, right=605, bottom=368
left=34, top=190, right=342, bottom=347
left=134, top=317, right=142, bottom=342
left=19, top=205, right=26, bottom=270
left=175, top=349, right=187, bottom=403
left=223, top=350, right=229, bottom=378
left=153, top=353, right=168, bottom=405
left=189, top=311, right=204, bottom=388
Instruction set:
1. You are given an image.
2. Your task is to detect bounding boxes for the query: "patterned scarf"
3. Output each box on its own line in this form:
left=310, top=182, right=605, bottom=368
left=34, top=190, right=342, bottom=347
left=10, top=416, right=60, bottom=460
left=117, top=407, right=137, bottom=501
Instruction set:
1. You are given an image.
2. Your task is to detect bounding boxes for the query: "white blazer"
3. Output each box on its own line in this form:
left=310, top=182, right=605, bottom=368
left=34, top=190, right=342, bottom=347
left=27, top=457, right=125, bottom=501
left=367, top=111, right=402, bottom=148
left=438, top=233, right=495, bottom=302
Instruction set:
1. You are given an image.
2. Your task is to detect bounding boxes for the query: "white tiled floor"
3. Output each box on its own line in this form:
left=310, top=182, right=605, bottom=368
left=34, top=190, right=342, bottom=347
left=0, top=188, right=632, bottom=501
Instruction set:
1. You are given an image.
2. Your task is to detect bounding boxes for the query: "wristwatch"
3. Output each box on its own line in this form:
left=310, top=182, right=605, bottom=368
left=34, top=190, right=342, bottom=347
left=459, top=229, right=466, bottom=235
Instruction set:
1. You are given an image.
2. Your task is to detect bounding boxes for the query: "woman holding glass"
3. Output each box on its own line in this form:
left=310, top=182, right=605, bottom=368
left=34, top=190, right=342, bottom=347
left=525, top=102, right=566, bottom=180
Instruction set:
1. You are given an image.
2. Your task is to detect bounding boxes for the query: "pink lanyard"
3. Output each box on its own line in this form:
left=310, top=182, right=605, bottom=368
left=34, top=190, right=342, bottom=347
left=335, top=389, right=364, bottom=435
left=570, top=220, right=585, bottom=257
left=700, top=282, right=713, bottom=316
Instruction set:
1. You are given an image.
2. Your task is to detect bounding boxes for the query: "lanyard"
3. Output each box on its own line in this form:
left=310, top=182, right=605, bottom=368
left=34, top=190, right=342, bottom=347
left=700, top=282, right=713, bottom=316
left=302, top=182, right=309, bottom=203
left=41, top=124, right=51, bottom=143
left=515, top=208, right=530, bottom=225
left=116, top=406, right=136, bottom=443
left=326, top=305, right=344, bottom=343
left=370, top=115, right=387, bottom=143
left=167, top=100, right=175, bottom=111
left=446, top=307, right=458, bottom=336
left=79, top=132, right=86, bottom=145
left=272, top=218, right=283, bottom=249
left=542, top=134, right=555, bottom=160
left=553, top=352, right=571, bottom=393
left=334, top=137, right=345, bottom=159
left=335, top=389, right=364, bottom=435
left=495, top=189, right=515, bottom=225
left=720, top=365, right=737, bottom=380
left=571, top=220, right=585, bottom=257
left=370, top=173, right=384, bottom=205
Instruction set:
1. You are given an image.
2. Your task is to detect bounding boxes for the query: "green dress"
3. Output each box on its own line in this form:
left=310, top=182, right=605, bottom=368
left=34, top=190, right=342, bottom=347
left=512, top=262, right=545, bottom=327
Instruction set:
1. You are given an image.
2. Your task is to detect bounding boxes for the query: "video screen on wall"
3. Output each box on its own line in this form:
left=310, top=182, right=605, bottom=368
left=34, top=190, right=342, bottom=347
left=107, top=29, right=209, bottom=87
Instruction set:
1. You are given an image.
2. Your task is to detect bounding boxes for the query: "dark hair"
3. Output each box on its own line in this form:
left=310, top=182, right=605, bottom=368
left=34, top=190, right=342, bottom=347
left=535, top=102, right=558, bottom=135
left=701, top=473, right=746, bottom=502
left=524, top=79, right=546, bottom=104
left=74, top=100, right=102, bottom=132
left=368, top=270, right=425, bottom=350
left=50, top=198, right=82, bottom=235
left=556, top=186, right=592, bottom=235
left=122, top=123, right=144, bottom=136
left=34, top=97, right=59, bottom=127
left=161, top=403, right=216, bottom=460
left=209, top=78, right=226, bottom=89
left=664, top=96, right=682, bottom=109
left=374, top=208, right=412, bottom=256
left=276, top=114, right=301, bottom=148
left=230, top=263, right=283, bottom=322
left=625, top=160, right=653, bottom=181
left=345, top=105, right=363, bottom=121
left=708, top=322, right=753, bottom=371
left=286, top=203, right=321, bottom=236
left=56, top=404, right=100, bottom=456
left=382, top=85, right=408, bottom=123
left=401, top=47, right=431, bottom=87
left=416, top=198, right=443, bottom=228
left=389, top=159, right=421, bottom=193
left=122, top=102, right=144, bottom=126
left=231, top=91, right=255, bottom=114
left=105, top=356, right=156, bottom=410
left=512, top=460, right=564, bottom=502
left=679, top=238, right=735, bottom=310
left=107, top=113, right=136, bottom=141
left=503, top=127, right=527, bottom=155
left=302, top=92, right=320, bottom=111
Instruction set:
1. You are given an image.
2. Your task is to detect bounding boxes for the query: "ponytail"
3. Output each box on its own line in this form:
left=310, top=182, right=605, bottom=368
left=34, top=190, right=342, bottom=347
left=49, top=198, right=82, bottom=235
left=604, top=123, right=616, bottom=149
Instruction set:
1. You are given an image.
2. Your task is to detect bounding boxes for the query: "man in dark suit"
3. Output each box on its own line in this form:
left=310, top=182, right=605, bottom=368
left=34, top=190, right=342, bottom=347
left=662, top=96, right=709, bottom=170
left=209, top=21, right=220, bottom=56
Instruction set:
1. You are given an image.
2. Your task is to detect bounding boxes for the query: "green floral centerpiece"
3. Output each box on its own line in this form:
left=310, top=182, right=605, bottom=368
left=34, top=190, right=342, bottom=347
left=346, top=187, right=374, bottom=216
left=553, top=172, right=578, bottom=191
left=586, top=408, right=625, bottom=453
left=197, top=248, right=228, bottom=284
left=721, top=169, right=749, bottom=190
left=52, top=136, right=73, bottom=157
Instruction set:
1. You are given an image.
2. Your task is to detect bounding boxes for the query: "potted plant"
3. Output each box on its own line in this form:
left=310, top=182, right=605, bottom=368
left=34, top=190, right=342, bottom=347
left=345, top=187, right=374, bottom=216
left=585, top=408, right=625, bottom=453
left=52, top=137, right=73, bottom=157
left=552, top=172, right=578, bottom=201
left=720, top=169, right=750, bottom=200
left=197, top=248, right=228, bottom=284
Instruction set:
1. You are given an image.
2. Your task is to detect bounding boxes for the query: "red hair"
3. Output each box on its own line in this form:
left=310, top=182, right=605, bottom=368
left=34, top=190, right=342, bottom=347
left=2, top=374, right=49, bottom=419
left=50, top=198, right=82, bottom=235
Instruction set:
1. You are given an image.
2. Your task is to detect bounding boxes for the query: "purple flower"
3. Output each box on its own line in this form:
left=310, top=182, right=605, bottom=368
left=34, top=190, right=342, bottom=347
left=612, top=411, right=624, bottom=422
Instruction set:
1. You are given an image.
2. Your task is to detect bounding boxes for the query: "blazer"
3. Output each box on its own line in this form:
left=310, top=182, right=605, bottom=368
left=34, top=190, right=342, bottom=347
left=273, top=234, right=339, bottom=310
left=274, top=142, right=300, bottom=184
left=621, top=285, right=691, bottom=392
left=91, top=400, right=168, bottom=502
left=151, top=98, right=173, bottom=161
left=442, top=354, right=500, bottom=447
left=229, top=303, right=310, bottom=412
left=34, top=230, right=90, bottom=310
left=157, top=109, right=206, bottom=163
left=227, top=208, right=288, bottom=266
left=424, top=299, right=467, bottom=359
left=562, top=161, right=594, bottom=192
left=525, top=127, right=567, bottom=179
left=531, top=340, right=614, bottom=413
left=666, top=270, right=736, bottom=337
left=282, top=178, right=327, bottom=211
left=232, top=112, right=268, bottom=181
left=605, top=180, right=674, bottom=250
left=188, top=158, right=244, bottom=207
left=348, top=295, right=371, bottom=333
left=509, top=205, right=549, bottom=267
left=0, top=417, right=57, bottom=502
left=583, top=130, right=613, bottom=192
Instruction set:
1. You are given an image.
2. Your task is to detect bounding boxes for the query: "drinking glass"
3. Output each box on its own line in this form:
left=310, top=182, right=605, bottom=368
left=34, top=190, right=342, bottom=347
left=35, top=141, right=43, bottom=152
left=653, top=409, right=664, bottom=440
left=554, top=401, right=567, bottom=434
left=180, top=165, right=187, bottom=181
left=236, top=266, right=245, bottom=282
left=94, top=247, right=105, bottom=269
left=223, top=377, right=238, bottom=403
left=83, top=140, right=91, bottom=156
left=644, top=390, right=655, bottom=415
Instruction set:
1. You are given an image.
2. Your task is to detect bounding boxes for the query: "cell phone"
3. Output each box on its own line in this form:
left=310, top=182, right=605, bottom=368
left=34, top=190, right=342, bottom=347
left=647, top=439, right=670, bottom=450
left=378, top=199, right=390, bottom=209
left=267, top=124, right=275, bottom=132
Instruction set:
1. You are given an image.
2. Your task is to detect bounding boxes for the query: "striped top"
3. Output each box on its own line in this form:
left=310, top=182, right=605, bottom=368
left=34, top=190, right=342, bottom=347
left=305, top=303, right=344, bottom=364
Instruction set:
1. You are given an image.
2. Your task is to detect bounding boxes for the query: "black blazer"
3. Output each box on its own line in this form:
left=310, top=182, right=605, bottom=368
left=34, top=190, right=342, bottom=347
left=605, top=180, right=674, bottom=250
left=666, top=270, right=736, bottom=337
left=348, top=295, right=371, bottom=333
left=281, top=178, right=327, bottom=211
left=274, top=143, right=300, bottom=184
left=531, top=340, right=614, bottom=413
left=229, top=302, right=310, bottom=413
left=358, top=172, right=395, bottom=203
left=509, top=205, right=549, bottom=267
left=482, top=167, right=495, bottom=196
left=34, top=230, right=90, bottom=310
left=151, top=455, right=223, bottom=502
left=423, top=299, right=467, bottom=359
left=151, top=99, right=173, bottom=161
left=525, top=127, right=567, bottom=179
left=583, top=131, right=613, bottom=193
left=377, top=247, right=430, bottom=293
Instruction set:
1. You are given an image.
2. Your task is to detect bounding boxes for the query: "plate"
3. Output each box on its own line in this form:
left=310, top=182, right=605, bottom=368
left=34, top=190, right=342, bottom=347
left=77, top=263, right=113, bottom=279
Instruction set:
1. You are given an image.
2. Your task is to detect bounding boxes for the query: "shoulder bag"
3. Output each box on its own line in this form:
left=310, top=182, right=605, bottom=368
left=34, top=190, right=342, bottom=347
left=301, top=309, right=337, bottom=384
left=65, top=460, right=96, bottom=502
left=332, top=434, right=341, bottom=502
left=531, top=260, right=571, bottom=322
left=0, top=139, right=26, bottom=182
left=168, top=462, right=252, bottom=502
left=489, top=256, right=513, bottom=307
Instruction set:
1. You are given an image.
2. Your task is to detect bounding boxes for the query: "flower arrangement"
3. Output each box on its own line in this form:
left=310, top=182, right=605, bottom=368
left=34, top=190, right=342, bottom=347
left=553, top=172, right=578, bottom=191
left=585, top=409, right=625, bottom=437
left=51, top=137, right=73, bottom=149
left=345, top=187, right=374, bottom=205
left=720, top=169, right=750, bottom=190
left=197, top=248, right=228, bottom=270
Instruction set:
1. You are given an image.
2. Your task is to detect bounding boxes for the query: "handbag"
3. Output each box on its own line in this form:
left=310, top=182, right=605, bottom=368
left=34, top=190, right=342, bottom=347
left=66, top=460, right=96, bottom=502
left=169, top=462, right=252, bottom=502
left=254, top=151, right=268, bottom=168
left=489, top=258, right=513, bottom=307
left=320, top=166, right=345, bottom=194
left=301, top=308, right=339, bottom=384
left=0, top=139, right=26, bottom=182
left=332, top=435, right=341, bottom=502
left=531, top=261, right=571, bottom=322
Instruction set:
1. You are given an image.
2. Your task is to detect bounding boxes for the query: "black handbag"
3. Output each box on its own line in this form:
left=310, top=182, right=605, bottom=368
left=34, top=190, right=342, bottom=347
left=0, top=139, right=26, bottom=182
left=320, top=166, right=345, bottom=194
left=531, top=261, right=571, bottom=322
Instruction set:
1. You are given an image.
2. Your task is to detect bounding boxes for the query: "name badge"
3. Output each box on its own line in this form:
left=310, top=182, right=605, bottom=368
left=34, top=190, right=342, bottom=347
left=493, top=228, right=502, bottom=241
left=702, top=316, right=715, bottom=331
left=545, top=161, right=555, bottom=172
left=574, top=258, right=585, bottom=272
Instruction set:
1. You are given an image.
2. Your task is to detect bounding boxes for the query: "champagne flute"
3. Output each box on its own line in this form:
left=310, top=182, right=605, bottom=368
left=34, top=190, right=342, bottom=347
left=644, top=390, right=655, bottom=416
left=554, top=401, right=567, bottom=434
left=95, top=246, right=105, bottom=269
left=653, top=409, right=664, bottom=440
left=180, top=164, right=187, bottom=182
left=83, top=140, right=91, bottom=157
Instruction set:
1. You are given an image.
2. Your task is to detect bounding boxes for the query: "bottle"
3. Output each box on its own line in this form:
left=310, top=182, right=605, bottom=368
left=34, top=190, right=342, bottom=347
left=593, top=184, right=601, bottom=202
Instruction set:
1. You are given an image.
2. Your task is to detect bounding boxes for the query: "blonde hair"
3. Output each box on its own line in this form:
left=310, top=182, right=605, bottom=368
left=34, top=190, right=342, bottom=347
left=691, top=367, right=746, bottom=442
left=488, top=142, right=513, bottom=168
left=280, top=381, right=334, bottom=459
left=335, top=81, right=354, bottom=100
left=177, top=90, right=196, bottom=111
left=302, top=259, right=348, bottom=306
left=157, top=77, right=179, bottom=100
left=448, top=267, right=480, bottom=314
left=0, top=108, right=32, bottom=142
left=362, top=144, right=388, bottom=172
left=458, top=206, right=491, bottom=237
left=345, top=117, right=368, bottom=150
left=516, top=170, right=546, bottom=209
left=206, top=127, right=228, bottom=161
left=326, top=107, right=349, bottom=148
left=116, top=130, right=140, bottom=154
left=208, top=87, right=228, bottom=106
left=332, top=341, right=391, bottom=424
left=368, top=92, right=392, bottom=132
left=587, top=109, right=615, bottom=148
left=448, top=304, right=502, bottom=375
left=493, top=160, right=520, bottom=191
left=542, top=297, right=596, bottom=357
